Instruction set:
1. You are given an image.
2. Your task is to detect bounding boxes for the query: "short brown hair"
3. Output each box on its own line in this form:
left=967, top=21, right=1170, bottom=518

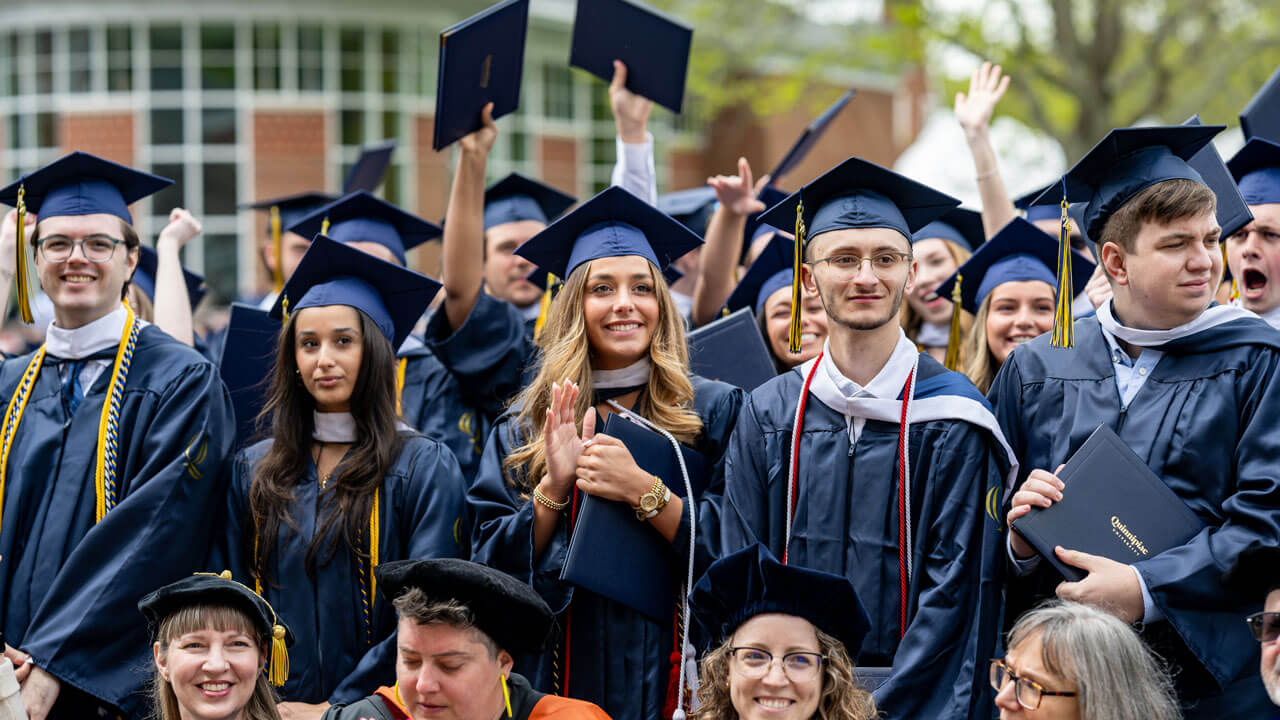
left=392, top=588, right=499, bottom=658
left=1097, top=179, right=1217, bottom=253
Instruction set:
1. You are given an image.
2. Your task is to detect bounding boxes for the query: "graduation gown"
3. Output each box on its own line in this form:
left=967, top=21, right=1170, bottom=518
left=322, top=673, right=611, bottom=720
left=397, top=338, right=489, bottom=480
left=221, top=432, right=469, bottom=705
left=990, top=315, right=1280, bottom=716
left=0, top=325, right=235, bottom=719
left=424, top=293, right=537, bottom=420
left=468, top=377, right=744, bottom=720
left=720, top=352, right=1008, bottom=720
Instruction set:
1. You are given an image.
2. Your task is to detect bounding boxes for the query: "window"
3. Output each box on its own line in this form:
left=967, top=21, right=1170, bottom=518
left=35, top=112, right=56, bottom=148
left=201, top=24, right=235, bottom=90
left=6, top=31, right=19, bottom=96
left=340, top=27, right=363, bottom=93
left=202, top=233, right=237, bottom=303
left=151, top=163, right=185, bottom=211
left=381, top=29, right=399, bottom=94
left=340, top=108, right=365, bottom=146
left=297, top=24, right=324, bottom=91
left=253, top=24, right=280, bottom=91
left=202, top=108, right=236, bottom=145
left=203, top=163, right=237, bottom=215
left=34, top=30, right=52, bottom=94
left=382, top=110, right=400, bottom=141
left=106, top=25, right=132, bottom=92
left=382, top=163, right=401, bottom=205
left=149, top=25, right=183, bottom=90
left=151, top=108, right=184, bottom=145
left=542, top=65, right=574, bottom=120
left=68, top=27, right=91, bottom=93
left=418, top=28, right=435, bottom=97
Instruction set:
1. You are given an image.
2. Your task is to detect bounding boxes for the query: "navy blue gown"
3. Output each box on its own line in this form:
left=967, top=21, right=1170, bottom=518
left=469, top=377, right=744, bottom=720
left=397, top=338, right=488, bottom=480
left=989, top=315, right=1280, bottom=718
left=721, top=353, right=1008, bottom=720
left=0, top=325, right=235, bottom=719
left=423, top=293, right=537, bottom=420
left=220, top=432, right=469, bottom=705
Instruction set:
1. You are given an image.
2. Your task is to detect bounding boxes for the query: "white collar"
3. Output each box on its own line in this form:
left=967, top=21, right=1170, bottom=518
left=520, top=301, right=543, bottom=322
left=45, top=305, right=130, bottom=360
left=398, top=335, right=425, bottom=354
left=1096, top=299, right=1253, bottom=348
left=1231, top=297, right=1280, bottom=330
left=915, top=321, right=951, bottom=348
left=593, top=358, right=651, bottom=389
left=314, top=411, right=358, bottom=442
left=809, top=329, right=918, bottom=416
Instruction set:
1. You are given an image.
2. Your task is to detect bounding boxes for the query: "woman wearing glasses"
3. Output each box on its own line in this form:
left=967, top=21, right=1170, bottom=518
left=993, top=601, right=1177, bottom=720
left=689, top=545, right=878, bottom=720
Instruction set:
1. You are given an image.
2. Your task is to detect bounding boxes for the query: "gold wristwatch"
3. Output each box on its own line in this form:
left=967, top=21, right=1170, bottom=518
left=635, top=475, right=670, bottom=521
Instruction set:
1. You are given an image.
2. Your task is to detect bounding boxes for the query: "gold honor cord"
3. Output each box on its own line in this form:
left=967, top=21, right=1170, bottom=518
left=943, top=274, right=964, bottom=371
left=0, top=303, right=138, bottom=531
left=270, top=205, right=284, bottom=294
left=14, top=186, right=33, bottom=323
left=395, top=357, right=408, bottom=415
left=533, top=272, right=555, bottom=340
left=788, top=201, right=807, bottom=354
left=1051, top=199, right=1075, bottom=348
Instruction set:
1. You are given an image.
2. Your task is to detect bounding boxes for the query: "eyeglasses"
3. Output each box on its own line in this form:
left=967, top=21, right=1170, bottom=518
left=1247, top=611, right=1280, bottom=643
left=989, top=659, right=1078, bottom=710
left=808, top=251, right=911, bottom=279
left=730, top=647, right=826, bottom=681
left=38, top=236, right=125, bottom=264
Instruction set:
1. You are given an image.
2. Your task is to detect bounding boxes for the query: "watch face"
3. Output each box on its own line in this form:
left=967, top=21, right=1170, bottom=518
left=640, top=494, right=660, bottom=512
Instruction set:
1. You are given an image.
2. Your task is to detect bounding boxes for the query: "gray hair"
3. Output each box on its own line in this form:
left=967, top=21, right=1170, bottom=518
left=1008, top=601, right=1179, bottom=720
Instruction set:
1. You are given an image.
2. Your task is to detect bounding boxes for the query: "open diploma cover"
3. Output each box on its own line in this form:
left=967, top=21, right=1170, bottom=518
left=1011, top=424, right=1204, bottom=582
left=561, top=413, right=710, bottom=621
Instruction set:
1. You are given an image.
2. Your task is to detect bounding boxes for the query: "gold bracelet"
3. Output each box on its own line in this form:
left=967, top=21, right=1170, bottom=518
left=533, top=485, right=569, bottom=512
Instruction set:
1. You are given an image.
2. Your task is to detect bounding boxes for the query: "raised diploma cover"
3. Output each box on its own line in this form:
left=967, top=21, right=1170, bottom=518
left=687, top=308, right=776, bottom=391
left=432, top=0, right=529, bottom=151
left=1011, top=423, right=1205, bottom=582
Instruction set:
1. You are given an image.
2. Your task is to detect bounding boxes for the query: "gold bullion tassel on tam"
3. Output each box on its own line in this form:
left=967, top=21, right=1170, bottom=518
left=943, top=274, right=963, bottom=370
left=788, top=201, right=806, bottom=354
left=1050, top=194, right=1074, bottom=348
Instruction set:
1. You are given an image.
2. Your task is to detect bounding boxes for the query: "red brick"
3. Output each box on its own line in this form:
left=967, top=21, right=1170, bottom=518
left=538, top=136, right=577, bottom=199
left=59, top=111, right=134, bottom=166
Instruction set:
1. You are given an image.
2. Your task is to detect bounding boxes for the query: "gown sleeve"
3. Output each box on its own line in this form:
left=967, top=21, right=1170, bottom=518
left=424, top=292, right=536, bottom=419
left=719, top=395, right=776, bottom=556
left=19, top=360, right=235, bottom=716
left=329, top=438, right=471, bottom=704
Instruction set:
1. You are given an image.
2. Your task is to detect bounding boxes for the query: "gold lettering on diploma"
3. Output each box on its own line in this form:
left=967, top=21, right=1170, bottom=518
left=1111, top=516, right=1148, bottom=557
left=480, top=54, right=492, bottom=88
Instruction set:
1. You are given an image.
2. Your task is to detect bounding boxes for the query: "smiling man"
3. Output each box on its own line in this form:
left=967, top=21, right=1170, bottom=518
left=994, top=126, right=1280, bottom=719
left=0, top=152, right=234, bottom=720
left=720, top=157, right=1013, bottom=720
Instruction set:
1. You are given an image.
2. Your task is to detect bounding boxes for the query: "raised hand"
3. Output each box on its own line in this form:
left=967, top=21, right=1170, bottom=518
left=610, top=60, right=652, bottom=144
left=954, top=61, right=1010, bottom=139
left=708, top=157, right=770, bottom=217
left=157, top=207, right=202, bottom=252
left=460, top=102, right=499, bottom=157
left=543, top=380, right=595, bottom=498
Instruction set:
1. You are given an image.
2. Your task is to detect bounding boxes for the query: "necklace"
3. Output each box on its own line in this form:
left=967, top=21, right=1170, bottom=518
left=312, top=440, right=334, bottom=488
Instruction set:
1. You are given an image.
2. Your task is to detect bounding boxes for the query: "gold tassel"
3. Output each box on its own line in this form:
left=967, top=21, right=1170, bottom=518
left=281, top=294, right=290, bottom=324
left=369, top=488, right=380, bottom=608
left=1051, top=198, right=1074, bottom=348
left=395, top=358, right=407, bottom=414
left=319, top=216, right=330, bottom=236
left=268, top=623, right=289, bottom=687
left=787, top=201, right=806, bottom=354
left=533, top=273, right=554, bottom=340
left=500, top=674, right=513, bottom=718
left=15, top=186, right=33, bottom=324
left=270, top=205, right=283, bottom=294
left=943, top=274, right=963, bottom=370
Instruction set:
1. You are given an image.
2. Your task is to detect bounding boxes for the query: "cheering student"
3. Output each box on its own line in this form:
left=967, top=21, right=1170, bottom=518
left=127, top=209, right=206, bottom=348
left=0, top=152, right=235, bottom=720
left=994, top=125, right=1280, bottom=718
left=1225, top=128, right=1280, bottom=327
left=688, top=544, right=879, bottom=720
left=138, top=571, right=291, bottom=720
left=324, top=559, right=611, bottom=720
left=218, top=237, right=468, bottom=719
left=467, top=186, right=744, bottom=720
left=286, top=192, right=488, bottom=478
left=934, top=218, right=1094, bottom=393
left=719, top=157, right=1012, bottom=720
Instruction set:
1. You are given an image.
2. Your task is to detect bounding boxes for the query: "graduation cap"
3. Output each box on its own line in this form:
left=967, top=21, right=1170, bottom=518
left=1014, top=184, right=1091, bottom=246
left=768, top=88, right=855, bottom=183
left=689, top=544, right=871, bottom=655
left=911, top=207, right=985, bottom=252
left=240, top=191, right=339, bottom=294
left=0, top=151, right=173, bottom=323
left=726, top=232, right=797, bottom=316
left=433, top=0, right=530, bottom=151
left=1227, top=137, right=1280, bottom=206
left=514, top=185, right=702, bottom=280
left=132, top=245, right=207, bottom=310
left=741, top=185, right=791, bottom=260
left=1221, top=544, right=1280, bottom=601
left=483, top=173, right=577, bottom=231
left=1240, top=64, right=1280, bottom=145
left=569, top=0, right=693, bottom=114
left=271, top=235, right=441, bottom=349
left=1029, top=125, right=1223, bottom=348
left=657, top=186, right=717, bottom=237
left=376, top=558, right=554, bottom=654
left=287, top=191, right=443, bottom=265
left=138, top=570, right=293, bottom=687
left=757, top=156, right=961, bottom=353
left=343, top=139, right=398, bottom=194
left=1184, top=115, right=1253, bottom=241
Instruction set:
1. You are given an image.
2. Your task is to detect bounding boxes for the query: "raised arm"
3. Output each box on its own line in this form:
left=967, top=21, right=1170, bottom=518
left=152, top=207, right=202, bottom=346
left=690, top=159, right=769, bottom=327
left=608, top=60, right=657, bottom=206
left=955, top=62, right=1016, bottom=239
left=441, top=103, right=499, bottom=332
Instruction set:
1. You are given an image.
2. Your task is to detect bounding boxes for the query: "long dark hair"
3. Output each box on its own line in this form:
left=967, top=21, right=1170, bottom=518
left=246, top=308, right=404, bottom=586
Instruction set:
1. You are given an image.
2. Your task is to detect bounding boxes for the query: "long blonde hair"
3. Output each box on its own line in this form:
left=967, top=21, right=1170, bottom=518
left=692, top=628, right=877, bottom=720
left=503, top=258, right=703, bottom=488
left=900, top=239, right=973, bottom=362
left=150, top=604, right=281, bottom=720
left=961, top=294, right=998, bottom=393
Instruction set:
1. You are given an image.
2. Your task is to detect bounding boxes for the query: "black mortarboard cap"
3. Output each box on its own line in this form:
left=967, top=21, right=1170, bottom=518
left=1228, top=138, right=1280, bottom=206
left=343, top=139, right=398, bottom=194
left=433, top=0, right=530, bottom=151
left=1241, top=64, right=1280, bottom=145
left=287, top=191, right=443, bottom=265
left=726, top=232, right=796, bottom=316
left=0, top=151, right=172, bottom=224
left=657, top=186, right=717, bottom=237
left=483, top=173, right=577, bottom=231
left=1184, top=115, right=1253, bottom=240
left=911, top=207, right=985, bottom=251
left=569, top=0, right=692, bottom=114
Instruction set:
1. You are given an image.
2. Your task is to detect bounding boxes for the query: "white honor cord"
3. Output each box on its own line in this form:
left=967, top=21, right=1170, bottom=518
left=902, top=355, right=918, bottom=585
left=605, top=400, right=696, bottom=720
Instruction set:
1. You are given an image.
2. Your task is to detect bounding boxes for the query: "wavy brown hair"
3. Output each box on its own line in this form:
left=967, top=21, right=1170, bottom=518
left=503, top=257, right=702, bottom=488
left=899, top=238, right=973, bottom=363
left=692, top=627, right=878, bottom=720
left=150, top=604, right=281, bottom=720
left=246, top=308, right=404, bottom=586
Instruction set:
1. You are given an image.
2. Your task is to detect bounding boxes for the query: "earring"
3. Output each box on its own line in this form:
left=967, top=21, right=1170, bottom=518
left=500, top=673, right=513, bottom=718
